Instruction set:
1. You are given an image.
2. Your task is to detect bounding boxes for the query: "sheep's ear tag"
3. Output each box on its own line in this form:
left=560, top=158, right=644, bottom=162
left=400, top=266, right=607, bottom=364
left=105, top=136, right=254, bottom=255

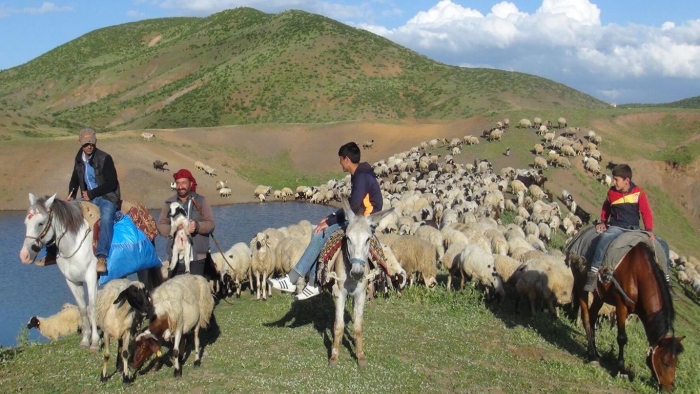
left=156, top=349, right=162, bottom=357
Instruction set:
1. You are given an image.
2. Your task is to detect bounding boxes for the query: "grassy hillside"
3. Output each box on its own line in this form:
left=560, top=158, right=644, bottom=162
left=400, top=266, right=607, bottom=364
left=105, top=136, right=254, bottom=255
left=2, top=282, right=700, bottom=393
left=623, top=95, right=700, bottom=109
left=0, top=8, right=606, bottom=133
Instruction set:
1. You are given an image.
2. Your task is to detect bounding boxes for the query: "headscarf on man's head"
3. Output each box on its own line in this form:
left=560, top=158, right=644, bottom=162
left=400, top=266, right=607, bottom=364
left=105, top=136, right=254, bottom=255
left=173, top=169, right=197, bottom=192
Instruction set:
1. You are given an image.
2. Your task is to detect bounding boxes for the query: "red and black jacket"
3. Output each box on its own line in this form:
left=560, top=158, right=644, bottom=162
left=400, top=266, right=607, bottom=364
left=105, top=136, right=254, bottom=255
left=600, top=182, right=653, bottom=231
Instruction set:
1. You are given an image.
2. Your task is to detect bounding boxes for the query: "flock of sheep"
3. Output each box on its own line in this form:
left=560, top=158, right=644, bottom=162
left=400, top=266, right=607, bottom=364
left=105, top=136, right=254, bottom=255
left=28, top=119, right=699, bottom=383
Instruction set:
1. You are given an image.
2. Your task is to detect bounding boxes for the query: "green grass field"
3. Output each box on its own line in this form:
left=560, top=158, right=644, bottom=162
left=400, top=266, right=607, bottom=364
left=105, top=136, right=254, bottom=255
left=2, top=281, right=699, bottom=393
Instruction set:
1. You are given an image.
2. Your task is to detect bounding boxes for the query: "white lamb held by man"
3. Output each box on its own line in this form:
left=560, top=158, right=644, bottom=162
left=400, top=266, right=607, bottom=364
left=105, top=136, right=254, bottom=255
left=168, top=202, right=192, bottom=274
left=27, top=303, right=82, bottom=341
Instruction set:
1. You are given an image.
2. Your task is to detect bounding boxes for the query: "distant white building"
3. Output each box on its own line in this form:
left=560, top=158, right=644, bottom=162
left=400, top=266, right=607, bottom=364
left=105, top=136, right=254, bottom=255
left=610, top=102, right=617, bottom=108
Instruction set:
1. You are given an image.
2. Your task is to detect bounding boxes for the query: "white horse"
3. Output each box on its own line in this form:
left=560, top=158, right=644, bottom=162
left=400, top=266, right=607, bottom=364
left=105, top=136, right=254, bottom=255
left=327, top=199, right=394, bottom=367
left=19, top=193, right=100, bottom=350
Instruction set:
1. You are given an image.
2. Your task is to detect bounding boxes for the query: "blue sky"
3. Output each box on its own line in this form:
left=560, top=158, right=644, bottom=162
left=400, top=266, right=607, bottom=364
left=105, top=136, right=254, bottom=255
left=0, top=0, right=698, bottom=103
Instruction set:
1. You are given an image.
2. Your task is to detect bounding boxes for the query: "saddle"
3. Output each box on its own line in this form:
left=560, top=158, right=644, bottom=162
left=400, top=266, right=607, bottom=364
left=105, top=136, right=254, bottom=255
left=566, top=226, right=668, bottom=273
left=79, top=200, right=158, bottom=254
left=316, top=228, right=390, bottom=287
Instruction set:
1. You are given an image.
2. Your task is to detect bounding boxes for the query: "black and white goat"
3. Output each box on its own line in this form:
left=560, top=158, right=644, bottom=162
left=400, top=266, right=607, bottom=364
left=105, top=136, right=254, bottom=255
left=168, top=202, right=192, bottom=274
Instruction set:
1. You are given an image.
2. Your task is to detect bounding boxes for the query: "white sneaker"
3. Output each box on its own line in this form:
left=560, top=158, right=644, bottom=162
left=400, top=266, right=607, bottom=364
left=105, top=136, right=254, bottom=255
left=295, top=284, right=320, bottom=301
left=267, top=275, right=296, bottom=293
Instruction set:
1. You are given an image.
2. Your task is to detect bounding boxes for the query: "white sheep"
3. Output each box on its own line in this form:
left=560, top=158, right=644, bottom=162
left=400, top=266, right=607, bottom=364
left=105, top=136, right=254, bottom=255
left=518, top=119, right=532, bottom=128
left=557, top=117, right=567, bottom=128
left=194, top=161, right=205, bottom=171
left=274, top=237, right=306, bottom=284
left=168, top=202, right=192, bottom=274
left=451, top=244, right=505, bottom=300
left=555, top=156, right=571, bottom=169
left=378, top=234, right=437, bottom=288
left=203, top=165, right=217, bottom=177
left=414, top=225, right=445, bottom=261
left=583, top=156, right=601, bottom=174
left=130, top=274, right=215, bottom=377
left=215, top=180, right=227, bottom=190
left=493, top=254, right=522, bottom=283
left=96, top=279, right=144, bottom=383
left=219, top=187, right=232, bottom=197
left=534, top=156, right=548, bottom=170
left=538, top=222, right=552, bottom=243
left=27, top=303, right=81, bottom=341
left=533, top=143, right=544, bottom=155
left=514, top=257, right=573, bottom=317
left=250, top=232, right=276, bottom=300
left=212, top=242, right=252, bottom=298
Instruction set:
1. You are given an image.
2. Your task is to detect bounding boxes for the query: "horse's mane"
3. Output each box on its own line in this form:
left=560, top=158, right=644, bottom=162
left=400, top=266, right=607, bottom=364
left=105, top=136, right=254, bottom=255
left=640, top=243, right=675, bottom=343
left=32, top=196, right=85, bottom=236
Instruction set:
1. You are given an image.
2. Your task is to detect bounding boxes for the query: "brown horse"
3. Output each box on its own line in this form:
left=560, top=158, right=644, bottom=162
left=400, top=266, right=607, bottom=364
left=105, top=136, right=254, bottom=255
left=570, top=242, right=684, bottom=392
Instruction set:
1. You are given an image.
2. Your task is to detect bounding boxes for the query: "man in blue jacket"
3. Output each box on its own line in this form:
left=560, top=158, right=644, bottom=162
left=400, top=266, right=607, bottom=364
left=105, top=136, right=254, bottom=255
left=268, top=142, right=383, bottom=300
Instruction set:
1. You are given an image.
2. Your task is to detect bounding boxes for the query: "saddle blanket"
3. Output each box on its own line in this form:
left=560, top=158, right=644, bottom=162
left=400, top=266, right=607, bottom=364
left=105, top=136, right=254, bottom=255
left=566, top=226, right=668, bottom=273
left=316, top=228, right=389, bottom=286
left=80, top=200, right=158, bottom=253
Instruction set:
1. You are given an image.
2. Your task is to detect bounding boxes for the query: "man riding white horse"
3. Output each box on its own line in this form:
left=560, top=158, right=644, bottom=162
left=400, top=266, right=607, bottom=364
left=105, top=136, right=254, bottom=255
left=40, top=128, right=120, bottom=275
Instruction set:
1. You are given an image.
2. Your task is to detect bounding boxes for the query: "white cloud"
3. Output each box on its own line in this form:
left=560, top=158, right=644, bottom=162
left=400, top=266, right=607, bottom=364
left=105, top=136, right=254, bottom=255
left=133, top=0, right=699, bottom=102
left=127, top=10, right=148, bottom=18
left=363, top=0, right=700, bottom=102
left=0, top=2, right=72, bottom=17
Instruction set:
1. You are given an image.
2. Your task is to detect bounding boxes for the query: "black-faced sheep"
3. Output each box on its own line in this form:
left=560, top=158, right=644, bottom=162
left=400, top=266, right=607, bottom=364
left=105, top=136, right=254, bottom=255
left=97, top=279, right=145, bottom=384
left=27, top=303, right=81, bottom=341
left=126, top=274, right=215, bottom=378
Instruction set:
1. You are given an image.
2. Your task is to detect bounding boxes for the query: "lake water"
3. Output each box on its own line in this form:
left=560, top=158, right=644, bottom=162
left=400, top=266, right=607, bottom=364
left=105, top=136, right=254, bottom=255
left=0, top=202, right=334, bottom=347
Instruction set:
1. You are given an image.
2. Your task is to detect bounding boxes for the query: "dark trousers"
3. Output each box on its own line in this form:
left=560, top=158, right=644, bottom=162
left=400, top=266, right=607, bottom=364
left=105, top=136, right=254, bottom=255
left=169, top=258, right=205, bottom=277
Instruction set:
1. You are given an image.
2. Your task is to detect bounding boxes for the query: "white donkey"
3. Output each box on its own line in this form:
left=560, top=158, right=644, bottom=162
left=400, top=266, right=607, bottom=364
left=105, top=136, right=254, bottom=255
left=328, top=198, right=394, bottom=367
left=19, top=193, right=100, bottom=350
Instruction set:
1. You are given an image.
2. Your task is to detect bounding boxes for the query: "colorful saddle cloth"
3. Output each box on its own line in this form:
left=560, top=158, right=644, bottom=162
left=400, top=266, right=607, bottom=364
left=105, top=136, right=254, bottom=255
left=316, top=228, right=389, bottom=286
left=80, top=200, right=158, bottom=253
left=566, top=226, right=668, bottom=273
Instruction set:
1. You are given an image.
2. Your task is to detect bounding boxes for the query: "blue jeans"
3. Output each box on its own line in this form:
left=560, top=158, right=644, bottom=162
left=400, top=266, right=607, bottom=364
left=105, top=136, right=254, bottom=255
left=656, top=236, right=671, bottom=274
left=93, top=196, right=117, bottom=258
left=591, top=226, right=625, bottom=270
left=292, top=223, right=342, bottom=284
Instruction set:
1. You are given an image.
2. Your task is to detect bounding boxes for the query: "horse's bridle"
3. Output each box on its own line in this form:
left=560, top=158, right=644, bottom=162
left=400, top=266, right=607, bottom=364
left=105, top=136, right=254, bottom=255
left=24, top=209, right=92, bottom=261
left=24, top=210, right=55, bottom=253
left=647, top=336, right=674, bottom=387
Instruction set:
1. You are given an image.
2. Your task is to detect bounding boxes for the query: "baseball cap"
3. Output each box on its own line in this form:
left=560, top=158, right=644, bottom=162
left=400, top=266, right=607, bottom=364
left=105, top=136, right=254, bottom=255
left=79, top=128, right=97, bottom=145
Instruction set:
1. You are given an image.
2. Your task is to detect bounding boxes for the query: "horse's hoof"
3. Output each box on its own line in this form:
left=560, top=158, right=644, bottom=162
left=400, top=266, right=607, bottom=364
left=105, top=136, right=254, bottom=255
left=80, top=341, right=90, bottom=348
left=357, top=359, right=368, bottom=368
left=90, top=345, right=100, bottom=353
left=100, top=374, right=108, bottom=383
left=173, top=368, right=182, bottom=378
left=588, top=360, right=601, bottom=368
left=328, top=359, right=338, bottom=367
left=194, top=360, right=201, bottom=367
left=122, top=375, right=132, bottom=386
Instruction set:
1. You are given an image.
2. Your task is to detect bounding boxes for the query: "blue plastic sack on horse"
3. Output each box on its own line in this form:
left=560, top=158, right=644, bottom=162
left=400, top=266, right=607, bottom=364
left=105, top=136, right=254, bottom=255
left=99, top=215, right=161, bottom=286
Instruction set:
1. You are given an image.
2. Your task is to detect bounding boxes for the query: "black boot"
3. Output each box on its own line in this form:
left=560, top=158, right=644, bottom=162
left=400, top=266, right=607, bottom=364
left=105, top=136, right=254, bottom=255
left=583, top=271, right=598, bottom=292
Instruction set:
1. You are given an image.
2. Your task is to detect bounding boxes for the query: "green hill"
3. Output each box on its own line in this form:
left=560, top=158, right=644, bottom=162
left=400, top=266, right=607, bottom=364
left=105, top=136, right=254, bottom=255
left=0, top=7, right=606, bottom=132
left=622, top=94, right=700, bottom=109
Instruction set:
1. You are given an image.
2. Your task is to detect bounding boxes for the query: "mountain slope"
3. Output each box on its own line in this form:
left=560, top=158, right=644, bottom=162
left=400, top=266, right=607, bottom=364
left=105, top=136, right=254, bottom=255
left=0, top=8, right=606, bottom=131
